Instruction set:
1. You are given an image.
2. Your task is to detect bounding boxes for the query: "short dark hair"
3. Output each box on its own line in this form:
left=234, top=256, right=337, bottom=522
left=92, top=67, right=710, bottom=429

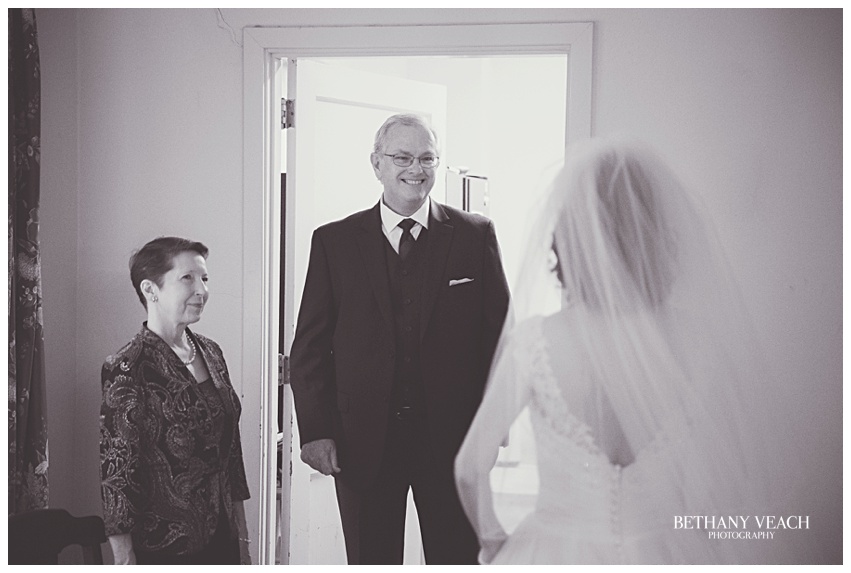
left=129, top=236, right=209, bottom=308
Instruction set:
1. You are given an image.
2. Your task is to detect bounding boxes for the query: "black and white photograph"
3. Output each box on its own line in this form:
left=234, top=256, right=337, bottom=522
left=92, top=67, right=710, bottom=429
left=8, top=6, right=842, bottom=565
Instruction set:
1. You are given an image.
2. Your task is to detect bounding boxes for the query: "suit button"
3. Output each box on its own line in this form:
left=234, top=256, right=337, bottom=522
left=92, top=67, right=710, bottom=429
left=404, top=298, right=412, bottom=305
left=404, top=357, right=411, bottom=363
left=401, top=270, right=409, bottom=276
left=404, top=326, right=412, bottom=332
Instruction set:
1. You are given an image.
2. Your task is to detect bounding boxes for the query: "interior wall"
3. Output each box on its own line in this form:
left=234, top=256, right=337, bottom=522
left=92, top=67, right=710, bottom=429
left=39, top=7, right=250, bottom=562
left=38, top=8, right=80, bottom=519
left=36, top=8, right=841, bottom=564
left=590, top=10, right=842, bottom=563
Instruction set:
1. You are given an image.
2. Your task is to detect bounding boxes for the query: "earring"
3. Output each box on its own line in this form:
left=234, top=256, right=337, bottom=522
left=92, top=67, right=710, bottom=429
left=151, top=295, right=158, bottom=303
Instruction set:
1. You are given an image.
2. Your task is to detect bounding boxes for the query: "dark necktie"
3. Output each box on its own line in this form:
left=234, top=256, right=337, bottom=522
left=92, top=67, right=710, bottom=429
left=397, top=218, right=416, bottom=261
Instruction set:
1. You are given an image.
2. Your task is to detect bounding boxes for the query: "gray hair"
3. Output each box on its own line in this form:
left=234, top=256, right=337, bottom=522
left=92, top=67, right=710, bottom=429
left=373, top=113, right=440, bottom=153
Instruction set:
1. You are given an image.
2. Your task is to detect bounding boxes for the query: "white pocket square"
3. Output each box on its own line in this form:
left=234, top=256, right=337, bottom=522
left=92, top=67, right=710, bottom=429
left=449, top=278, right=475, bottom=286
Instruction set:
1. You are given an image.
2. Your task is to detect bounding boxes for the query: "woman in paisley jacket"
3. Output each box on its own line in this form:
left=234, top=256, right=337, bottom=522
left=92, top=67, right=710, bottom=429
left=100, top=237, right=250, bottom=564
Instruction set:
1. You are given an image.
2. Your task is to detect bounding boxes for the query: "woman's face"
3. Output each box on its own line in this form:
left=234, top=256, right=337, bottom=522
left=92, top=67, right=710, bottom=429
left=150, top=251, right=209, bottom=327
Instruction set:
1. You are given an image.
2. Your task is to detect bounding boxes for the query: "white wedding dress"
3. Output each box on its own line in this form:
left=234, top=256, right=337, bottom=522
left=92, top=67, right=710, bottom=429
left=455, top=138, right=769, bottom=565
left=483, top=316, right=716, bottom=565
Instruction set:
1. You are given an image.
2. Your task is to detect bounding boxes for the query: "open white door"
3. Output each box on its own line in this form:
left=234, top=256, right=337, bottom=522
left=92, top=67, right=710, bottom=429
left=283, top=58, right=448, bottom=565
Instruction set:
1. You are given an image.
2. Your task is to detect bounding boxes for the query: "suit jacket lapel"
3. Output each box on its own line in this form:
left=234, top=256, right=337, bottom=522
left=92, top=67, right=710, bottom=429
left=420, top=201, right=453, bottom=341
left=356, top=203, right=394, bottom=332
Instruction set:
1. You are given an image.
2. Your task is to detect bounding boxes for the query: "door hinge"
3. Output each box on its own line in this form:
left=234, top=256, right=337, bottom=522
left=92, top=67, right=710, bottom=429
left=281, top=98, right=295, bottom=129
left=278, top=354, right=290, bottom=385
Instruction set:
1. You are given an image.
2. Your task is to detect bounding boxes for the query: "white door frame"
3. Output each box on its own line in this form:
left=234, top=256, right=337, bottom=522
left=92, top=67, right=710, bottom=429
left=241, top=22, right=593, bottom=565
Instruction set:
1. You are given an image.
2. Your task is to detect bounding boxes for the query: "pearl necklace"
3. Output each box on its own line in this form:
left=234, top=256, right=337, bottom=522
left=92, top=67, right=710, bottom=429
left=182, top=333, right=197, bottom=366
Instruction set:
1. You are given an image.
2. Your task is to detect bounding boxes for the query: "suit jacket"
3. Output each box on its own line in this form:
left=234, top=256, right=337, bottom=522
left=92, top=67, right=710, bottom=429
left=99, top=324, right=250, bottom=555
left=290, top=201, right=510, bottom=490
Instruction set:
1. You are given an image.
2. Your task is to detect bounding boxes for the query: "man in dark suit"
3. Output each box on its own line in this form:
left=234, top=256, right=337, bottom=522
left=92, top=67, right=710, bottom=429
left=290, top=113, right=510, bottom=565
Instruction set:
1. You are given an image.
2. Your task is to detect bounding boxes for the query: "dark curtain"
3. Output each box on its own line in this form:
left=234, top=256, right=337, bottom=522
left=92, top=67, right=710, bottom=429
left=9, top=8, right=48, bottom=514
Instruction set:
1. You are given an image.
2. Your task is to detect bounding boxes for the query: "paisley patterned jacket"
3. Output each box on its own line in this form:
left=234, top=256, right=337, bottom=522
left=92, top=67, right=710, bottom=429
left=99, top=324, right=250, bottom=555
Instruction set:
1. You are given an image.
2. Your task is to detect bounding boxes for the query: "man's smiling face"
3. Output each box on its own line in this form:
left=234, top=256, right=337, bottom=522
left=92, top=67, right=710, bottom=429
left=371, top=123, right=438, bottom=215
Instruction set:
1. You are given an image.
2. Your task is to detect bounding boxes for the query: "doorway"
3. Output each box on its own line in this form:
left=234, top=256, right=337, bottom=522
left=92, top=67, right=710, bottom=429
left=241, top=22, right=593, bottom=565
left=280, top=54, right=568, bottom=564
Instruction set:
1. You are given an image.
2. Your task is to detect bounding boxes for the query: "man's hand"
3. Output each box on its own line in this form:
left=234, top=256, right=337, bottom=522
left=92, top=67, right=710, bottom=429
left=300, top=438, right=341, bottom=475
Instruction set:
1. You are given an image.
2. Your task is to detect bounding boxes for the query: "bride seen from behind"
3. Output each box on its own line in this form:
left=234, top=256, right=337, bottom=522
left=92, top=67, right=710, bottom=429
left=455, top=138, right=776, bottom=564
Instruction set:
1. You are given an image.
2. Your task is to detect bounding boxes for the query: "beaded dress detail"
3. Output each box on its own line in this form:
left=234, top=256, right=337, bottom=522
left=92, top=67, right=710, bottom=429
left=486, top=317, right=711, bottom=565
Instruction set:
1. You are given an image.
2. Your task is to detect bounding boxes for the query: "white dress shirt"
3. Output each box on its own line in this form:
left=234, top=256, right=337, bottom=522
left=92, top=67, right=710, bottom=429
left=380, top=197, right=430, bottom=254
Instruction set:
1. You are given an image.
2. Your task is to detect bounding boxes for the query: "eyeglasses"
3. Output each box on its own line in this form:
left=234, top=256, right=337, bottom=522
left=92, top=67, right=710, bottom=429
left=383, top=154, right=440, bottom=169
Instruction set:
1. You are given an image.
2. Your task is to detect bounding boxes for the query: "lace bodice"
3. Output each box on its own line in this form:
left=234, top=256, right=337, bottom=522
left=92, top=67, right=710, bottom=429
left=523, top=321, right=602, bottom=459
left=459, top=315, right=752, bottom=564
left=501, top=318, right=686, bottom=552
left=508, top=318, right=623, bottom=544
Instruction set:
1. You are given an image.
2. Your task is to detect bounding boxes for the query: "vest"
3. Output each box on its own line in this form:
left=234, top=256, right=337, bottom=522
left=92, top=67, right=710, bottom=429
left=383, top=226, right=429, bottom=419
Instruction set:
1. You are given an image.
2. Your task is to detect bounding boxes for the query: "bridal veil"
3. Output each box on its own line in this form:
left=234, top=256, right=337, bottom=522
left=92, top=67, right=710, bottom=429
left=455, top=138, right=776, bottom=564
